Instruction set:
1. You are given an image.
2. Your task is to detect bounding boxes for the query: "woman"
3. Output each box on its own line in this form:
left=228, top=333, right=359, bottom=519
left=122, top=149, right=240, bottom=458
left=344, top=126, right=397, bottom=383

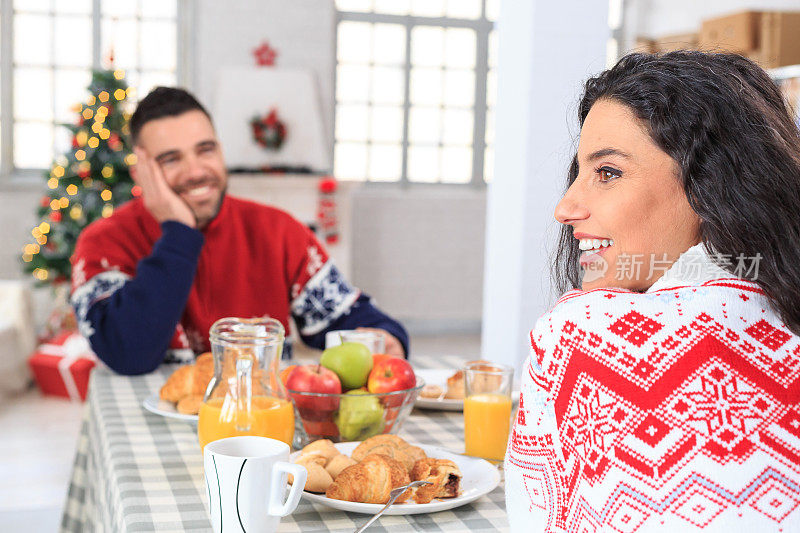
left=505, top=51, right=800, bottom=532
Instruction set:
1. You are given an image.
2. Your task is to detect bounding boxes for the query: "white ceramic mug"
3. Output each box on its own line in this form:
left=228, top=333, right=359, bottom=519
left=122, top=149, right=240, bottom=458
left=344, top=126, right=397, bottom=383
left=204, top=436, right=307, bottom=533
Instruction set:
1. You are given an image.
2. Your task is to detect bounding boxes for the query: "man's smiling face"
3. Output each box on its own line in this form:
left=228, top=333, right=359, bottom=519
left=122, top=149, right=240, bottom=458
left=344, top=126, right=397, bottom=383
left=136, top=109, right=228, bottom=228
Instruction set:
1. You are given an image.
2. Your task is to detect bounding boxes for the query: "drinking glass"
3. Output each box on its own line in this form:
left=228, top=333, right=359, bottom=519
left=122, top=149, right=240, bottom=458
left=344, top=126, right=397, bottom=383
left=324, top=329, right=386, bottom=354
left=463, top=362, right=514, bottom=461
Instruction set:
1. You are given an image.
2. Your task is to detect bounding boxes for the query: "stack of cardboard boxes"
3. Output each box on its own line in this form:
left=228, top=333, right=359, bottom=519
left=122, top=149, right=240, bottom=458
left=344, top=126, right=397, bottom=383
left=636, top=11, right=800, bottom=69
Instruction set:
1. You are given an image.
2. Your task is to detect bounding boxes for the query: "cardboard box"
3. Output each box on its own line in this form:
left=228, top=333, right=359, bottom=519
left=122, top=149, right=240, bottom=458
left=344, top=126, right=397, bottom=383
left=633, top=37, right=656, bottom=54
left=746, top=49, right=768, bottom=68
left=700, top=11, right=761, bottom=54
left=760, top=12, right=800, bottom=69
left=28, top=332, right=96, bottom=401
left=653, top=33, right=698, bottom=53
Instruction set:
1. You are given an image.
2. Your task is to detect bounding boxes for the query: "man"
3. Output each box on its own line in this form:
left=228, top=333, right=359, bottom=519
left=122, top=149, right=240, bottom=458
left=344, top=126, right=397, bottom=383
left=70, top=87, right=407, bottom=375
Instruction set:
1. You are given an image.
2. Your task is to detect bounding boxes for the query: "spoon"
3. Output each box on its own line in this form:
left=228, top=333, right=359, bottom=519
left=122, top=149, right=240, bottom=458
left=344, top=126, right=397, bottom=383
left=353, top=480, right=432, bottom=532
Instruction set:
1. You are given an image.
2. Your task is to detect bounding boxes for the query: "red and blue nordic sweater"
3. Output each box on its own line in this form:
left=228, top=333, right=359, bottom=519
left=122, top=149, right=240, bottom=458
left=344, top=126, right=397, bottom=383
left=69, top=195, right=408, bottom=375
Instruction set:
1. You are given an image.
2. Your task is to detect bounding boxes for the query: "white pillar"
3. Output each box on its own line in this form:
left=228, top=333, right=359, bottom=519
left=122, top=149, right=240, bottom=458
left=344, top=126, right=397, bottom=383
left=482, top=1, right=610, bottom=371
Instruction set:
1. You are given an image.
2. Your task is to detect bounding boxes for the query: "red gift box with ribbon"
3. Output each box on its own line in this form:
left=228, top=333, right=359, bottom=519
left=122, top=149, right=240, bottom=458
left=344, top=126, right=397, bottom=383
left=28, top=331, right=97, bottom=401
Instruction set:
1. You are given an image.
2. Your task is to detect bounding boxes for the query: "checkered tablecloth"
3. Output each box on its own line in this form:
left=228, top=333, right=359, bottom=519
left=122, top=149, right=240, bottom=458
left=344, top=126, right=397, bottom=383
left=60, top=355, right=509, bottom=532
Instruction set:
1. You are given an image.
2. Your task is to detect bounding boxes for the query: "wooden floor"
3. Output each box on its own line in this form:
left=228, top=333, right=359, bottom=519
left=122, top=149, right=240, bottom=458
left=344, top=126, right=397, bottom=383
left=0, top=333, right=482, bottom=531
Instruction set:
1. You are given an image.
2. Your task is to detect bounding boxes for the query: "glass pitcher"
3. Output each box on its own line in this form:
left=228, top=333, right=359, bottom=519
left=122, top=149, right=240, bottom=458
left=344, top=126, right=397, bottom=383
left=197, top=317, right=295, bottom=450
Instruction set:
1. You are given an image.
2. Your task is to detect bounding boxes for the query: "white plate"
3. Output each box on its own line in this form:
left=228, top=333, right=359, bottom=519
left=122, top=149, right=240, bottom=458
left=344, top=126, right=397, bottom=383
left=142, top=394, right=199, bottom=423
left=293, top=441, right=500, bottom=515
left=413, top=369, right=519, bottom=411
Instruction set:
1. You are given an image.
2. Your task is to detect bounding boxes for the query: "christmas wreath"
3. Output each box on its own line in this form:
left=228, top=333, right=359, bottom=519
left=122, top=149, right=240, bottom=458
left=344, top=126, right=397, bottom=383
left=250, top=109, right=287, bottom=150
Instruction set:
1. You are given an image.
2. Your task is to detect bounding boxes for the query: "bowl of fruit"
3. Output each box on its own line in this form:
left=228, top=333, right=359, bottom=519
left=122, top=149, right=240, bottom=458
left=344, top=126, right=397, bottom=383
left=284, top=342, right=424, bottom=448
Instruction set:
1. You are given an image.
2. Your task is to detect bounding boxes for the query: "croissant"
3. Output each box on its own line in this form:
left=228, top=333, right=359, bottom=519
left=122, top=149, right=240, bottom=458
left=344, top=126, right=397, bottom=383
left=301, top=462, right=334, bottom=493
left=325, top=454, right=357, bottom=478
left=159, top=352, right=214, bottom=413
left=300, top=439, right=340, bottom=463
left=325, top=454, right=411, bottom=504
left=410, top=458, right=462, bottom=503
left=176, top=395, right=203, bottom=415
left=160, top=365, right=194, bottom=403
left=351, top=434, right=426, bottom=473
left=445, top=360, right=499, bottom=399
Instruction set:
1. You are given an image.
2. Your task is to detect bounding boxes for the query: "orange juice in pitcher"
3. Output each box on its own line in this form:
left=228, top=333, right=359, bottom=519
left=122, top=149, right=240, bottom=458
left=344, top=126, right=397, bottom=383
left=198, top=318, right=295, bottom=450
left=198, top=396, right=295, bottom=449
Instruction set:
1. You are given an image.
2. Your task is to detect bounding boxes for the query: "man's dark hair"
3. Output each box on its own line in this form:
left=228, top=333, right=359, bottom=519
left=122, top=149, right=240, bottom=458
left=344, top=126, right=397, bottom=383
left=129, top=86, right=212, bottom=144
left=554, top=50, right=800, bottom=334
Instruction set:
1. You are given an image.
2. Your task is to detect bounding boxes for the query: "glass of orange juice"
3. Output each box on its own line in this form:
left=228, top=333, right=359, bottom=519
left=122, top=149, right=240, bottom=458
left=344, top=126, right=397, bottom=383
left=464, top=362, right=514, bottom=461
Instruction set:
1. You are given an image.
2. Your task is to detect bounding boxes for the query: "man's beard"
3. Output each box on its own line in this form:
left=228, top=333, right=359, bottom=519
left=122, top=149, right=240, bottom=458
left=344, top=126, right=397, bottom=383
left=174, top=173, right=228, bottom=229
left=193, top=185, right=227, bottom=229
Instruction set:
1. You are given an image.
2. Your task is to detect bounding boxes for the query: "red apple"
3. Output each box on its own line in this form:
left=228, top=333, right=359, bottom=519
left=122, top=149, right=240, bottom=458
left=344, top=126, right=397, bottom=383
left=372, top=353, right=393, bottom=367
left=301, top=419, right=340, bottom=439
left=286, top=364, right=341, bottom=410
left=368, top=357, right=416, bottom=394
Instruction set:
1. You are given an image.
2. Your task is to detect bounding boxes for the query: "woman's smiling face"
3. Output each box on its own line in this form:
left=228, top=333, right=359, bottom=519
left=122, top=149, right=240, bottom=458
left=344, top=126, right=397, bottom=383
left=554, top=99, right=702, bottom=291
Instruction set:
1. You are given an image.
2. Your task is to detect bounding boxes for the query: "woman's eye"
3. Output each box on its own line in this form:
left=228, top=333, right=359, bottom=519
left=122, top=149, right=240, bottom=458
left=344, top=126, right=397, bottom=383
left=597, top=166, right=621, bottom=183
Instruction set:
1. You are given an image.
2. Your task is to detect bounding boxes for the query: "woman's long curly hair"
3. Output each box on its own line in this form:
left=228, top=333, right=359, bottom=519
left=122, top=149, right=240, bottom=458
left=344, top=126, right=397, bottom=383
left=554, top=51, right=800, bottom=333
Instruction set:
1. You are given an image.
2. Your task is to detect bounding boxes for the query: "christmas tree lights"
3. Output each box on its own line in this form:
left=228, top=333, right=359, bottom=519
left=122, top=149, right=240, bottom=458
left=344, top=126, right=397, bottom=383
left=21, top=69, right=140, bottom=285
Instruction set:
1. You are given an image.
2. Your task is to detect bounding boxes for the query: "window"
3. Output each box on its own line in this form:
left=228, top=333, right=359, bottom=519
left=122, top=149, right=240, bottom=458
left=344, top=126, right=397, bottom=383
left=334, top=0, right=498, bottom=185
left=607, top=0, right=624, bottom=68
left=0, top=0, right=188, bottom=176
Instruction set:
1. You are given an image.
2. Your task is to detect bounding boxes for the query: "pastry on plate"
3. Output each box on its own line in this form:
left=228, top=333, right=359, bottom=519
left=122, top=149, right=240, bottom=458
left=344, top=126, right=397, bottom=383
left=289, top=439, right=355, bottom=493
left=351, top=434, right=426, bottom=473
left=325, top=454, right=412, bottom=504
left=445, top=359, right=493, bottom=399
left=159, top=352, right=214, bottom=414
left=176, top=395, right=203, bottom=415
left=325, top=454, right=357, bottom=478
left=420, top=384, right=444, bottom=399
left=410, top=458, right=462, bottom=503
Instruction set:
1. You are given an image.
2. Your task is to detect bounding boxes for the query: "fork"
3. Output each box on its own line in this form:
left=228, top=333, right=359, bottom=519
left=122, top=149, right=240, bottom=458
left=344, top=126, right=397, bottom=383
left=353, top=480, right=433, bottom=532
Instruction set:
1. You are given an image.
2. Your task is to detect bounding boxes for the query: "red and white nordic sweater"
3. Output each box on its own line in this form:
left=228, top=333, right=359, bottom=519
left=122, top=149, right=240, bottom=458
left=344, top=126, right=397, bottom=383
left=505, top=244, right=800, bottom=532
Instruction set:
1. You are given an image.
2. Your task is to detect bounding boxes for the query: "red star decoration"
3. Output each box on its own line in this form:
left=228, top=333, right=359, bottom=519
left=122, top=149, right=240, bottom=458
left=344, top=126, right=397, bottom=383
left=253, top=41, right=278, bottom=66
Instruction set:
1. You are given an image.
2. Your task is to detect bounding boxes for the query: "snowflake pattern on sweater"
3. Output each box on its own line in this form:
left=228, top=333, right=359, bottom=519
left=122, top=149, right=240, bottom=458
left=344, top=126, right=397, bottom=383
left=506, top=274, right=800, bottom=532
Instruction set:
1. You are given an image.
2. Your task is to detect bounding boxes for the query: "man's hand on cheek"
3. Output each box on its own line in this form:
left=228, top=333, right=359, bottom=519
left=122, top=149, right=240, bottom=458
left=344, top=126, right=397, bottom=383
left=132, top=148, right=197, bottom=229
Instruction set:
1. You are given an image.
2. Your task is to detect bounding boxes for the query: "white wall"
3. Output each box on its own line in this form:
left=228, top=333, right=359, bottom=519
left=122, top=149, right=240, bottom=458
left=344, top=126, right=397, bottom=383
left=0, top=187, right=61, bottom=331
left=482, top=0, right=609, bottom=370
left=623, top=0, right=800, bottom=50
left=0, top=188, right=40, bottom=282
left=191, top=0, right=336, bottom=152
left=351, top=186, right=486, bottom=334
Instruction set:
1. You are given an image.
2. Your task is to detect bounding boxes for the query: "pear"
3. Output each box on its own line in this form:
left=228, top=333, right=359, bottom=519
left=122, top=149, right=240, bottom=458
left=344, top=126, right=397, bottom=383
left=334, top=389, right=385, bottom=441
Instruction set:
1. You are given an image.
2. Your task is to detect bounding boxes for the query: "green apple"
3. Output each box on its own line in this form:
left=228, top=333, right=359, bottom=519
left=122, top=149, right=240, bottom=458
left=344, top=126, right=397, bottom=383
left=320, top=342, right=373, bottom=390
left=335, top=389, right=385, bottom=441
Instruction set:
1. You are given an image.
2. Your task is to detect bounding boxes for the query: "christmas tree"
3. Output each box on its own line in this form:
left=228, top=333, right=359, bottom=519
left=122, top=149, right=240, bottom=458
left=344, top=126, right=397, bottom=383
left=21, top=69, right=140, bottom=285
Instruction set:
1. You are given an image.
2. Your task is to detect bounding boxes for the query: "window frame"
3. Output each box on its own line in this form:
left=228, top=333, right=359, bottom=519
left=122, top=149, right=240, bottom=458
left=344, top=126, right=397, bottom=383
left=334, top=6, right=494, bottom=187
left=0, top=0, right=194, bottom=183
